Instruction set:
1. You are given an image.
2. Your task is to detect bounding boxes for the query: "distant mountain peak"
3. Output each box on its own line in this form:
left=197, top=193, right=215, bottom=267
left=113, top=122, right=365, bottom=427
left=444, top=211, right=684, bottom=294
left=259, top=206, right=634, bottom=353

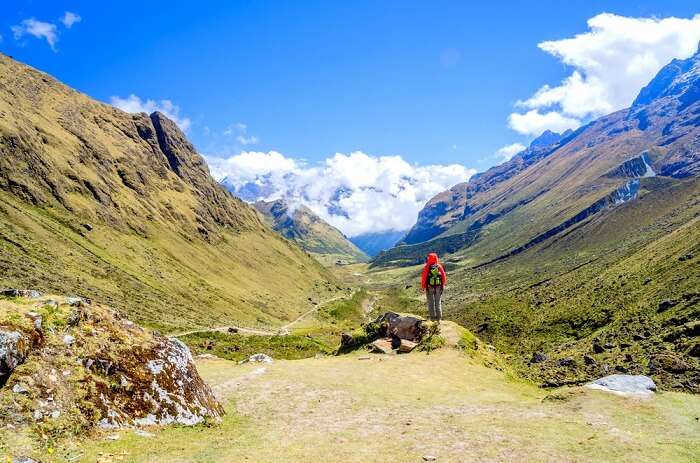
left=529, top=130, right=565, bottom=149
left=254, top=198, right=368, bottom=261
left=632, top=44, right=700, bottom=108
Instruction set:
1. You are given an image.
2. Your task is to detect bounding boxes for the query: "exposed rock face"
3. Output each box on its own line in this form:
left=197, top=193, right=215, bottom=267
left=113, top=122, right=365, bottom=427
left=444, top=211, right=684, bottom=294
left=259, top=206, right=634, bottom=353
left=0, top=292, right=224, bottom=433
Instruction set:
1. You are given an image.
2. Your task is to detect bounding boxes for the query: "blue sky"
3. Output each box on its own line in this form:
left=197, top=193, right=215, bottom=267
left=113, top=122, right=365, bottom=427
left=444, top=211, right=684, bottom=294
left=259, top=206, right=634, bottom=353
left=3, top=1, right=700, bottom=235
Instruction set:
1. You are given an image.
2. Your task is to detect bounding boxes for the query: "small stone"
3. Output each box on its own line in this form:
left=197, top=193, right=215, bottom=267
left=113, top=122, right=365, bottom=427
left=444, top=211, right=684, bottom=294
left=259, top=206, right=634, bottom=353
left=33, top=410, right=43, bottom=421
left=63, top=334, right=76, bottom=345
left=245, top=353, right=273, bottom=363
left=530, top=352, right=547, bottom=364
left=369, top=338, right=394, bottom=354
left=358, top=356, right=371, bottom=360
left=66, top=297, right=84, bottom=306
left=134, top=429, right=154, bottom=438
left=24, top=311, right=42, bottom=330
left=592, top=343, right=605, bottom=354
left=398, top=339, right=418, bottom=353
left=558, top=357, right=575, bottom=367
left=603, top=343, right=615, bottom=350
left=584, top=355, right=596, bottom=366
left=632, top=334, right=646, bottom=341
left=12, top=383, right=28, bottom=394
left=423, top=456, right=437, bottom=461
left=657, top=299, right=676, bottom=312
left=51, top=410, right=61, bottom=419
left=642, top=277, right=652, bottom=285
left=227, top=327, right=239, bottom=333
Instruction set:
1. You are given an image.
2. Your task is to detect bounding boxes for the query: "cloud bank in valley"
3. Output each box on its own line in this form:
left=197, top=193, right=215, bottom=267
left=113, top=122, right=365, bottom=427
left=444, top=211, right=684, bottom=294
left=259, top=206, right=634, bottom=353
left=509, top=13, right=700, bottom=136
left=207, top=151, right=475, bottom=237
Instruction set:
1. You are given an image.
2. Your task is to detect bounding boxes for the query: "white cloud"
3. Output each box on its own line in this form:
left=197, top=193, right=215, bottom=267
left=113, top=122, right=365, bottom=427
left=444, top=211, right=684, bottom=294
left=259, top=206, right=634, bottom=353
left=509, top=13, right=700, bottom=135
left=60, top=12, right=81, bottom=28
left=222, top=122, right=259, bottom=145
left=236, top=135, right=260, bottom=145
left=109, top=94, right=191, bottom=132
left=508, top=110, right=581, bottom=137
left=495, top=143, right=526, bottom=161
left=207, top=151, right=475, bottom=237
left=12, top=18, right=58, bottom=51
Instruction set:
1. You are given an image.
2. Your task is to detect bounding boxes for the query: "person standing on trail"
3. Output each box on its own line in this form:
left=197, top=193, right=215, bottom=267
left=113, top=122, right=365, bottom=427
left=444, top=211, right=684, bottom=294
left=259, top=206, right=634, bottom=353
left=420, top=252, right=447, bottom=322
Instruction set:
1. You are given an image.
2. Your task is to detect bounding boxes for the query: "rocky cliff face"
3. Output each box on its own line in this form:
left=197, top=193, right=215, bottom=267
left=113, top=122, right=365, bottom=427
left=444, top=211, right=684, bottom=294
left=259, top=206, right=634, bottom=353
left=0, top=53, right=336, bottom=331
left=0, top=291, right=224, bottom=435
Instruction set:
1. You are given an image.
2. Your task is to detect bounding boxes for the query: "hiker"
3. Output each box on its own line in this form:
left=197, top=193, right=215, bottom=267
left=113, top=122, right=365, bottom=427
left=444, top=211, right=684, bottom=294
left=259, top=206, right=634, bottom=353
left=420, top=252, right=447, bottom=322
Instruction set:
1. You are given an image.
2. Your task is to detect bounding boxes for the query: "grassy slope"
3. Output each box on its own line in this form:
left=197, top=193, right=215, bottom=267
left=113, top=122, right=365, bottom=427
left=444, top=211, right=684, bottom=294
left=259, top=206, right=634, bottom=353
left=0, top=189, right=339, bottom=333
left=20, top=351, right=700, bottom=463
left=255, top=200, right=368, bottom=263
left=360, top=176, right=700, bottom=390
left=0, top=53, right=338, bottom=332
left=444, top=176, right=700, bottom=389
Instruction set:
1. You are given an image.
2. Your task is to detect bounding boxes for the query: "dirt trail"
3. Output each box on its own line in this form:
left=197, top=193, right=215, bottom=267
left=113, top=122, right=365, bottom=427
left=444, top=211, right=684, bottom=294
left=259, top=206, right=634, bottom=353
left=172, top=294, right=348, bottom=338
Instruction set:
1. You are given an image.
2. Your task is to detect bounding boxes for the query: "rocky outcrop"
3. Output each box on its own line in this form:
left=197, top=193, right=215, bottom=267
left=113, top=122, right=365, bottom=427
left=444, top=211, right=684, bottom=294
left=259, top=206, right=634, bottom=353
left=0, top=291, right=224, bottom=433
left=340, top=312, right=436, bottom=354
left=0, top=329, right=31, bottom=387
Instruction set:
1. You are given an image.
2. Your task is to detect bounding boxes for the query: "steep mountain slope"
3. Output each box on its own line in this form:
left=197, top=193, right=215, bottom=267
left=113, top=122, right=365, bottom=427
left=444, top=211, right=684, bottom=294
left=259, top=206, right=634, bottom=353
left=372, top=48, right=700, bottom=391
left=378, top=46, right=700, bottom=267
left=254, top=199, right=367, bottom=262
left=349, top=230, right=406, bottom=257
left=0, top=53, right=337, bottom=332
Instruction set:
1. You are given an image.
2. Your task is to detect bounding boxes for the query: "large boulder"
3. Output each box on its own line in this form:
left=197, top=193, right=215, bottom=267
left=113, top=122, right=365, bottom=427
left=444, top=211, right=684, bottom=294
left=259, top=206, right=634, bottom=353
left=586, top=374, right=657, bottom=396
left=0, top=293, right=224, bottom=433
left=374, top=312, right=426, bottom=342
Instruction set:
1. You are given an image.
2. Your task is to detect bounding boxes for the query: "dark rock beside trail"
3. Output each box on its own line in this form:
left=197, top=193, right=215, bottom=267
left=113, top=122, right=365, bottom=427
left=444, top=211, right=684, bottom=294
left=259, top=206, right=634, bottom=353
left=530, top=352, right=547, bottom=364
left=374, top=312, right=425, bottom=342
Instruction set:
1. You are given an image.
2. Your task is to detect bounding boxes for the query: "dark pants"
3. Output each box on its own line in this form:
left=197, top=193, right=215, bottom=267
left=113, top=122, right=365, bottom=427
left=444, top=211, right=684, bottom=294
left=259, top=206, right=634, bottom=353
left=426, top=286, right=443, bottom=321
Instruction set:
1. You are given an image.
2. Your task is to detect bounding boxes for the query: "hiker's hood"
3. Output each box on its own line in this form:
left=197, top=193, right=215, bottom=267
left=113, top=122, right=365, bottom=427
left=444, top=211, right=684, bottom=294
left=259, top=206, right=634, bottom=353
left=426, top=253, right=439, bottom=265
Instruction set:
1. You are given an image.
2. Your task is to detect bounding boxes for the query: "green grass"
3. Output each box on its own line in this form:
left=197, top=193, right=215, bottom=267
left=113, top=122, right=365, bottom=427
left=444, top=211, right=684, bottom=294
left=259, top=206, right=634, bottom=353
left=26, top=352, right=700, bottom=463
left=181, top=331, right=333, bottom=362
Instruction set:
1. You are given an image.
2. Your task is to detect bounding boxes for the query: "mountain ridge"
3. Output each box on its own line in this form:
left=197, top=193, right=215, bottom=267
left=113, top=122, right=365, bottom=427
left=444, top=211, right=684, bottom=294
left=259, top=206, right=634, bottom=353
left=253, top=198, right=368, bottom=262
left=0, top=52, right=338, bottom=332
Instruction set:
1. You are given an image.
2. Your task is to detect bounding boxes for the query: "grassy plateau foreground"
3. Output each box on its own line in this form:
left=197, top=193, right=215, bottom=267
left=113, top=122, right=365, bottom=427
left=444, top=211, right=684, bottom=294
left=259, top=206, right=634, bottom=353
left=15, top=349, right=699, bottom=463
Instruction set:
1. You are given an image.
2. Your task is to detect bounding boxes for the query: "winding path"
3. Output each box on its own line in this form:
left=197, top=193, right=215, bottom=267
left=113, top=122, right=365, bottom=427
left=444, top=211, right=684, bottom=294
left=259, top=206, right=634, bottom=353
left=171, top=294, right=348, bottom=338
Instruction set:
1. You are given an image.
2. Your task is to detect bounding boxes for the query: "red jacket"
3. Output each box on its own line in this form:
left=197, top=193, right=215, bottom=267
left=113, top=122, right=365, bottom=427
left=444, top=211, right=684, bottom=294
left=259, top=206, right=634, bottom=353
left=421, top=253, right=447, bottom=289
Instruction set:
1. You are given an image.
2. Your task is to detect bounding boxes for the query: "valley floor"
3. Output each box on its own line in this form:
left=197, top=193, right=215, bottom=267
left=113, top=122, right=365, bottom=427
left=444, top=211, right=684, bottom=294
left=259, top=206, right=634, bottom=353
left=58, top=348, right=699, bottom=462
